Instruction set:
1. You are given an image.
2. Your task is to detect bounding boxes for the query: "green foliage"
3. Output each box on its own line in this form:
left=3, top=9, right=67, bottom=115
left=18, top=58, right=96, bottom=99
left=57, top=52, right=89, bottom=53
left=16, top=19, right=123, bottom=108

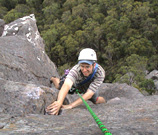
left=147, top=55, right=158, bottom=71
left=26, top=0, right=43, bottom=10
left=42, top=2, right=61, bottom=25
left=3, top=4, right=33, bottom=23
left=138, top=79, right=156, bottom=95
left=114, top=54, right=148, bottom=85
left=1, top=0, right=158, bottom=95
left=63, top=0, right=79, bottom=10
left=126, top=36, right=155, bottom=57
left=58, top=63, right=71, bottom=76
left=0, top=0, right=18, bottom=10
left=0, top=4, right=7, bottom=18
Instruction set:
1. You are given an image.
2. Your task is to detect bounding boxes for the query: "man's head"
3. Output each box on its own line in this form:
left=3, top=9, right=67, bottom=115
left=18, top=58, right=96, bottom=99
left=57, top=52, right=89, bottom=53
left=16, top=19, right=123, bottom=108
left=78, top=48, right=97, bottom=76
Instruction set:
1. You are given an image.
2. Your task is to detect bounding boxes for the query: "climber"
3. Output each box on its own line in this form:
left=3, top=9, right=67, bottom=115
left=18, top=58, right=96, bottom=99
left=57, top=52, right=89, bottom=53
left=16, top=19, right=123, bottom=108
left=46, top=48, right=106, bottom=115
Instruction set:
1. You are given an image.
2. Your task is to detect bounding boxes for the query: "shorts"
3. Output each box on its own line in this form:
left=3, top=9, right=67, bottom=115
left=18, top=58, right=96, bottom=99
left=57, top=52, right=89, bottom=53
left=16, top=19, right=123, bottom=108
left=88, top=90, right=99, bottom=104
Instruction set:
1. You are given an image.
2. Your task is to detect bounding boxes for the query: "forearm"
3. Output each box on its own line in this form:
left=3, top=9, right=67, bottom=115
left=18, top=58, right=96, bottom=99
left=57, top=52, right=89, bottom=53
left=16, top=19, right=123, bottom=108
left=46, top=78, right=73, bottom=115
left=57, top=78, right=73, bottom=105
left=57, top=85, right=70, bottom=105
left=71, top=90, right=94, bottom=108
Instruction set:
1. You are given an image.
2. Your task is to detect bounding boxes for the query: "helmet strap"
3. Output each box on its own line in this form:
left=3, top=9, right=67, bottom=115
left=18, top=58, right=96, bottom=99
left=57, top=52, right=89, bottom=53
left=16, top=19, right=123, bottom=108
left=92, top=62, right=96, bottom=73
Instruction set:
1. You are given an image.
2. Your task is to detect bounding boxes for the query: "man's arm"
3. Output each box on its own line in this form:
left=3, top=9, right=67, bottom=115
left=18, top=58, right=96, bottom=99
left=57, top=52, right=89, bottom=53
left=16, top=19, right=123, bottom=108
left=62, top=89, right=94, bottom=109
left=46, top=78, right=73, bottom=115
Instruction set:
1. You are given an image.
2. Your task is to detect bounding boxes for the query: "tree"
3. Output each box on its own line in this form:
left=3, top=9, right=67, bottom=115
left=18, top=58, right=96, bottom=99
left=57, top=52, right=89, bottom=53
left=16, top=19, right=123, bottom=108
left=3, top=4, right=33, bottom=23
left=125, top=36, right=155, bottom=57
left=26, top=0, right=44, bottom=10
left=63, top=0, right=78, bottom=11
left=42, top=2, right=61, bottom=25
left=0, top=0, right=17, bottom=10
left=139, top=79, right=156, bottom=95
left=147, top=55, right=158, bottom=71
left=0, top=4, right=7, bottom=18
left=114, top=54, right=148, bottom=85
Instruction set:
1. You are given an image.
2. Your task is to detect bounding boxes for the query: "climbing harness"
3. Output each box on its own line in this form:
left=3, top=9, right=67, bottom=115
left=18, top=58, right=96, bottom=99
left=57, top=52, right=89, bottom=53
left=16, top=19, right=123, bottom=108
left=76, top=89, right=112, bottom=135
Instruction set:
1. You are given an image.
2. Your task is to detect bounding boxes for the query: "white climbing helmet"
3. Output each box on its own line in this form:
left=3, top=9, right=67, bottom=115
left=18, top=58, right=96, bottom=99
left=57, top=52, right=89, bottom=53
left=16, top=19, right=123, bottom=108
left=78, top=48, right=97, bottom=65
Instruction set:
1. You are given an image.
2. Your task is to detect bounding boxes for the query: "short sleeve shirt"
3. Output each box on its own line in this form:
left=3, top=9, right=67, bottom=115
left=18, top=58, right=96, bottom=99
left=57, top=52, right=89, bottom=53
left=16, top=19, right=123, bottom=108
left=66, top=64, right=105, bottom=93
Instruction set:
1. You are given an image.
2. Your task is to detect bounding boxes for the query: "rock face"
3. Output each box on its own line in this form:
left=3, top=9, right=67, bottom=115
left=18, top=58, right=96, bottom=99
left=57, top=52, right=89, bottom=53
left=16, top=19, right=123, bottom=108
left=0, top=15, right=158, bottom=135
left=0, top=14, right=59, bottom=86
left=0, top=78, right=58, bottom=116
left=0, top=19, right=5, bottom=36
left=146, top=70, right=158, bottom=94
left=0, top=82, right=158, bottom=135
left=99, top=83, right=144, bottom=101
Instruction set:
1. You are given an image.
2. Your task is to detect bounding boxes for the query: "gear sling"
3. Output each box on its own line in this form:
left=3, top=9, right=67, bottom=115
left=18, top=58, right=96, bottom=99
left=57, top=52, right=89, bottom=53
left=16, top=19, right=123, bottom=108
left=68, top=63, right=99, bottom=94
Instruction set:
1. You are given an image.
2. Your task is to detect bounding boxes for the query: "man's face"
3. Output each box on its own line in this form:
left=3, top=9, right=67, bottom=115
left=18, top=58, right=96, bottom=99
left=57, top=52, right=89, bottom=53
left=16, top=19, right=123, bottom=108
left=80, top=63, right=95, bottom=77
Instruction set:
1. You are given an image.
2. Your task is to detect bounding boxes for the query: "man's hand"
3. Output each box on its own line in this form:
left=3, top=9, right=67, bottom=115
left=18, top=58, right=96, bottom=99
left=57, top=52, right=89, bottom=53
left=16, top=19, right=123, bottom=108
left=46, top=78, right=73, bottom=115
left=46, top=101, right=62, bottom=115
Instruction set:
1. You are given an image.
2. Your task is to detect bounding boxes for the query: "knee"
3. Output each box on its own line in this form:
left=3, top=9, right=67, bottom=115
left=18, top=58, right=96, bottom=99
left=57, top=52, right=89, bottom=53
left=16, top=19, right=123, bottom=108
left=50, top=76, right=56, bottom=82
left=50, top=77, right=60, bottom=89
left=95, top=97, right=106, bottom=104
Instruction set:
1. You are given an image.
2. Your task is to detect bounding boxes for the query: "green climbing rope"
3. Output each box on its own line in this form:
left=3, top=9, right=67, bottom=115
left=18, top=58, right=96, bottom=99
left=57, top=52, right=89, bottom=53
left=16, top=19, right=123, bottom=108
left=76, top=89, right=112, bottom=135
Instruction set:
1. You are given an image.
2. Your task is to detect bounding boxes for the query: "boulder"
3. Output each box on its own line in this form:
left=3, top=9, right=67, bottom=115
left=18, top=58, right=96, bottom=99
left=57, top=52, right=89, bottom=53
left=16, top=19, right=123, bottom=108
left=0, top=14, right=59, bottom=86
left=146, top=70, right=158, bottom=80
left=0, top=78, right=58, bottom=116
left=146, top=70, right=158, bottom=91
left=0, top=19, right=5, bottom=36
left=99, top=83, right=144, bottom=101
left=0, top=77, right=71, bottom=116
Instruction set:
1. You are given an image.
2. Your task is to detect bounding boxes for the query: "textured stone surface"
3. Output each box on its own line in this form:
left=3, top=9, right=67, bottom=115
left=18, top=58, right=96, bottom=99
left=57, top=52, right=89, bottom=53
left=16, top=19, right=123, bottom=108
left=0, top=14, right=59, bottom=86
left=99, top=83, right=144, bottom=101
left=0, top=95, right=158, bottom=135
left=1, top=77, right=158, bottom=135
left=0, top=19, right=5, bottom=36
left=0, top=15, right=158, bottom=135
left=0, top=78, right=58, bottom=116
left=146, top=70, right=158, bottom=92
